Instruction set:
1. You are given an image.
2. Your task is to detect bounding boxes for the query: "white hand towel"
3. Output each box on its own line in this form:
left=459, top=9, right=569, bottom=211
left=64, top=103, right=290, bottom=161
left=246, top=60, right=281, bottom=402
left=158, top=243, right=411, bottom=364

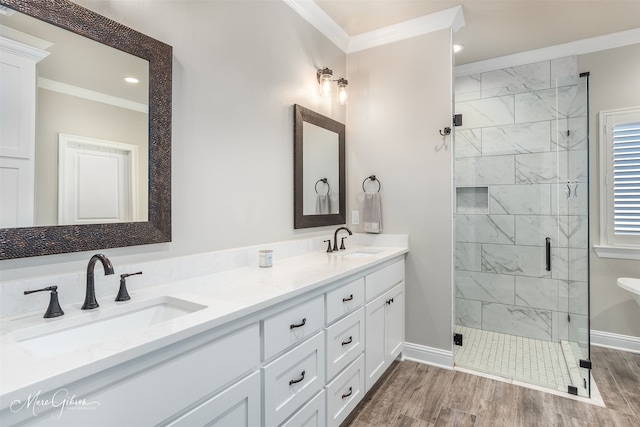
left=316, top=194, right=330, bottom=214
left=363, top=192, right=382, bottom=233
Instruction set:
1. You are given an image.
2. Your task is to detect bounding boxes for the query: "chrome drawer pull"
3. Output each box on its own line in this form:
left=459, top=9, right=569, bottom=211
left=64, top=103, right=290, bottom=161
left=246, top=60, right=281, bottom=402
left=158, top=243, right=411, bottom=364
left=289, top=370, right=306, bottom=386
left=342, top=294, right=354, bottom=302
left=341, top=336, right=353, bottom=346
left=290, top=318, right=307, bottom=329
left=341, top=387, right=353, bottom=399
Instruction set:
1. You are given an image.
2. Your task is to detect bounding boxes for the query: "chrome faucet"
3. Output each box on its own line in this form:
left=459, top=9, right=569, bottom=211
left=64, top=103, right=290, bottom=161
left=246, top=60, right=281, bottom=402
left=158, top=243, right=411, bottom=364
left=333, top=226, right=352, bottom=252
left=82, top=254, right=114, bottom=310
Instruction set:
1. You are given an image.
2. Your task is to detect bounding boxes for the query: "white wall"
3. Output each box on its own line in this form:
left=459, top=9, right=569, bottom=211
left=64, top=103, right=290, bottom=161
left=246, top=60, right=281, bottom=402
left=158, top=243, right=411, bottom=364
left=0, top=0, right=346, bottom=281
left=579, top=44, right=640, bottom=338
left=346, top=31, right=454, bottom=352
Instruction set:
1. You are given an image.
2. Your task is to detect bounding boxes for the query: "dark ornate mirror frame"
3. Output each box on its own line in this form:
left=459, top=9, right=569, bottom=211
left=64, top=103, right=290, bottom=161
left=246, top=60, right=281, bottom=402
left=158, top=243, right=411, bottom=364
left=0, top=0, right=172, bottom=259
left=294, top=104, right=346, bottom=229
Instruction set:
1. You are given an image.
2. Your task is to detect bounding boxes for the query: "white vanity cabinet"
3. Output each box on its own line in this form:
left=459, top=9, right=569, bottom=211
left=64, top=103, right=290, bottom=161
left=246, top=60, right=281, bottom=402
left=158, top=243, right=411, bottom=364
left=364, top=260, right=405, bottom=392
left=263, top=257, right=405, bottom=427
left=7, top=324, right=261, bottom=427
left=2, top=253, right=407, bottom=427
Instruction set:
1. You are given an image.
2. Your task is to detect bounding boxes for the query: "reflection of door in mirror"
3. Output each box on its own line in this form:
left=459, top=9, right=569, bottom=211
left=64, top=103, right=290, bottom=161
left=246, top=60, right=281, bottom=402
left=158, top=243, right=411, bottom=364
left=302, top=122, right=339, bottom=215
left=0, top=7, right=149, bottom=228
left=58, top=134, right=139, bottom=224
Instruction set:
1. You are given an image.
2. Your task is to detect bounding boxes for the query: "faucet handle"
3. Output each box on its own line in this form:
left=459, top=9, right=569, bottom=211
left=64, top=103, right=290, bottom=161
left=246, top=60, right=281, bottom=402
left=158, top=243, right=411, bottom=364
left=116, top=272, right=142, bottom=302
left=24, top=286, right=64, bottom=318
left=340, top=236, right=347, bottom=250
left=323, top=240, right=332, bottom=253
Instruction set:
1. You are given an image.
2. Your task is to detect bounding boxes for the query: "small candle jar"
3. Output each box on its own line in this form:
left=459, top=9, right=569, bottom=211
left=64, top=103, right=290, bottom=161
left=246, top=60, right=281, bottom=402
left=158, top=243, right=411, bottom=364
left=259, top=250, right=273, bottom=268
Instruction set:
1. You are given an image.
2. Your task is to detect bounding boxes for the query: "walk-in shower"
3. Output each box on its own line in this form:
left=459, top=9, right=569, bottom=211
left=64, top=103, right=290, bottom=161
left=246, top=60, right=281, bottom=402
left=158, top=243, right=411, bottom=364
left=453, top=57, right=590, bottom=397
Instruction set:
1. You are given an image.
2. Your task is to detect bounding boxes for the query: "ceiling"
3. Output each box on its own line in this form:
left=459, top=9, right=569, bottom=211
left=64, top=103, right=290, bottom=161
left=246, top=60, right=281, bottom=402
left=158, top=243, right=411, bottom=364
left=314, top=0, right=640, bottom=64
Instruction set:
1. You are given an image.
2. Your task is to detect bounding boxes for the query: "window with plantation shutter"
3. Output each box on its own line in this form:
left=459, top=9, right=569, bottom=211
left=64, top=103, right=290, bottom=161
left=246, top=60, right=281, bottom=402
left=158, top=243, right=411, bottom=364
left=596, top=107, right=640, bottom=260
left=613, top=121, right=640, bottom=235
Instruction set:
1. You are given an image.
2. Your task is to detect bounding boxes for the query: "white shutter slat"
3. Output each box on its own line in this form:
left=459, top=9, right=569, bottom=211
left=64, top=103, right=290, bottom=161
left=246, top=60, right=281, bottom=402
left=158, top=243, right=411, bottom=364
left=613, top=120, right=640, bottom=236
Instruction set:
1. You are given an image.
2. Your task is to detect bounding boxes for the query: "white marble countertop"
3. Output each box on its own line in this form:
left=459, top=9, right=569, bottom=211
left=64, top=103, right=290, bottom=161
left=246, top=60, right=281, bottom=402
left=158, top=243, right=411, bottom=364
left=0, top=244, right=408, bottom=409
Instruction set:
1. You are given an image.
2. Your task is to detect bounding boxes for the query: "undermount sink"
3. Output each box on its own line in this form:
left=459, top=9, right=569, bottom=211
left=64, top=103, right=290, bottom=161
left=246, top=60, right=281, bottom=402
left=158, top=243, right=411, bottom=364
left=339, top=248, right=384, bottom=259
left=617, top=277, right=640, bottom=307
left=14, top=296, right=207, bottom=358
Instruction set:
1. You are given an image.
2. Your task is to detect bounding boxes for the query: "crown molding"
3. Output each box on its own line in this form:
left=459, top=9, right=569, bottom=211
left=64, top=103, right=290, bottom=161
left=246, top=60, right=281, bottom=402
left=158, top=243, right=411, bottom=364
left=283, top=0, right=350, bottom=52
left=38, top=77, right=148, bottom=113
left=283, top=1, right=464, bottom=54
left=455, top=28, right=640, bottom=77
left=348, top=6, right=464, bottom=53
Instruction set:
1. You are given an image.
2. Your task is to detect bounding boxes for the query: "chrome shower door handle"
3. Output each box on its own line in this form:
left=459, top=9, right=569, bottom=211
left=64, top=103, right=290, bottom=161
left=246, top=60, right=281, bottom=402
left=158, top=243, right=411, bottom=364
left=545, top=237, right=551, bottom=272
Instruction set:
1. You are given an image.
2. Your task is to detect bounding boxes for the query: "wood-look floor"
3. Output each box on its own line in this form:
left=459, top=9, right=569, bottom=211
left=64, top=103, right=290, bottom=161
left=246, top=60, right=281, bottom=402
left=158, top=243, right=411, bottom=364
left=344, top=346, right=640, bottom=426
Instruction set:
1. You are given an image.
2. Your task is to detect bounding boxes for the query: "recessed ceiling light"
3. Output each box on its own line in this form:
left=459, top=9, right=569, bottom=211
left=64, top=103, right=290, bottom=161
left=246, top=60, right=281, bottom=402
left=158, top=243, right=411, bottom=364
left=453, top=43, right=464, bottom=53
left=124, top=76, right=139, bottom=84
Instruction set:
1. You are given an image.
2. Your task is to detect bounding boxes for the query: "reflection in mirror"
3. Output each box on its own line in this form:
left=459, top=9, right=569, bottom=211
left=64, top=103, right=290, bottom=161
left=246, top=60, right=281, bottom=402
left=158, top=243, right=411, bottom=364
left=0, top=0, right=172, bottom=260
left=294, top=104, right=345, bottom=229
left=302, top=122, right=339, bottom=215
left=0, top=7, right=149, bottom=227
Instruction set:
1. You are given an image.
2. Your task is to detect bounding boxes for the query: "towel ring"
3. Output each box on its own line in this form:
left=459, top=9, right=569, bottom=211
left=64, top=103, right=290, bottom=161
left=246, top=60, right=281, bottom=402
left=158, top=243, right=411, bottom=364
left=362, top=175, right=381, bottom=193
left=315, top=178, right=330, bottom=195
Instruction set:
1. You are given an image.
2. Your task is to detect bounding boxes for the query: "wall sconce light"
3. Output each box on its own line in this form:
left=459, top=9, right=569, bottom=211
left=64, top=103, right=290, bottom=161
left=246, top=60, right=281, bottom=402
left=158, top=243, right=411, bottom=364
left=337, top=78, right=348, bottom=105
left=317, top=67, right=349, bottom=105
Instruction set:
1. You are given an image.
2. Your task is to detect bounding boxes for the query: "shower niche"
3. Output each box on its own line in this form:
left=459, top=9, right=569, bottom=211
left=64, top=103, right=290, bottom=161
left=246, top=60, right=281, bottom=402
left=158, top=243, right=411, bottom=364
left=456, top=187, right=488, bottom=214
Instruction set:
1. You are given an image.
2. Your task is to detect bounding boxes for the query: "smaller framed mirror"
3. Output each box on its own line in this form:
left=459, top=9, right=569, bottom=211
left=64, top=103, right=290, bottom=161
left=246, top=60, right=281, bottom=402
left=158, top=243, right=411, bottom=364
left=294, top=104, right=345, bottom=229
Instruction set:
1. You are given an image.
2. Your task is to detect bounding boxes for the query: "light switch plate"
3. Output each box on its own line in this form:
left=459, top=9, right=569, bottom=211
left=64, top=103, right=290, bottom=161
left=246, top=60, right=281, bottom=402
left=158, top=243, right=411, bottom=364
left=351, top=211, right=360, bottom=225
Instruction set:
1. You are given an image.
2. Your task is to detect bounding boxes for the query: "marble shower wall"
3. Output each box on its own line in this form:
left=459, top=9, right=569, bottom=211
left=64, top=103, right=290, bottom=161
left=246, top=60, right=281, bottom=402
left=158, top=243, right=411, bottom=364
left=454, top=57, right=589, bottom=343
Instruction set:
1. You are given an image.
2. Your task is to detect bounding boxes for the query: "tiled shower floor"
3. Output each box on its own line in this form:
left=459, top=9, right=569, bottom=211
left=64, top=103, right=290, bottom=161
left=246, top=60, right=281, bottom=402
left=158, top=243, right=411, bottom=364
left=453, top=326, right=573, bottom=393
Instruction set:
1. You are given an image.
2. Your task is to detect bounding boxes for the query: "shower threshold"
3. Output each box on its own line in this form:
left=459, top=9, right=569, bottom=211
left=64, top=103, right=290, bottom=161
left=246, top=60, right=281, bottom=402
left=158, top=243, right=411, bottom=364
left=453, top=326, right=604, bottom=406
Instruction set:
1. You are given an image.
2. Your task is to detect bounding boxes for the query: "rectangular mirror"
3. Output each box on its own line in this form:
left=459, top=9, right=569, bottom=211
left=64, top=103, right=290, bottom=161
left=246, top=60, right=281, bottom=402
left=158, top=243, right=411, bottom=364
left=1, top=7, right=149, bottom=227
left=294, top=104, right=345, bottom=229
left=0, top=0, right=172, bottom=259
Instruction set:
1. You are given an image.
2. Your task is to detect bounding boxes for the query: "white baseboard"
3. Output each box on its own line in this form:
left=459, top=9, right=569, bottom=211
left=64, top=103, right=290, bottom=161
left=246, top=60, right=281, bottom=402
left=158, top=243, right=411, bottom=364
left=402, top=342, right=454, bottom=369
left=402, top=330, right=639, bottom=371
left=591, top=330, right=640, bottom=354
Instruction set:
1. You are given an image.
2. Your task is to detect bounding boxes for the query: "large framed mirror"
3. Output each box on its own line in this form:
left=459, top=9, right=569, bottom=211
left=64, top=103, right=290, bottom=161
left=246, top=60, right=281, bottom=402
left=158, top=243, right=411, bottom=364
left=0, top=0, right=172, bottom=259
left=294, top=104, right=345, bottom=229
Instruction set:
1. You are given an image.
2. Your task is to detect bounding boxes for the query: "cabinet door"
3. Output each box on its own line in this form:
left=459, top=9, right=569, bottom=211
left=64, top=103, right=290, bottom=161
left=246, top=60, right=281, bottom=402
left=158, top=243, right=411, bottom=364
left=365, top=292, right=386, bottom=392
left=166, top=371, right=260, bottom=427
left=385, top=283, right=405, bottom=360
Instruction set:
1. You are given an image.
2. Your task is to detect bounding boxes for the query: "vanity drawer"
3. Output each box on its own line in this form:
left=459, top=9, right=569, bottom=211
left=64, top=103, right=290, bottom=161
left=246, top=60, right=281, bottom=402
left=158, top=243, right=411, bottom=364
left=325, top=308, right=364, bottom=381
left=263, top=332, right=325, bottom=427
left=325, top=354, right=365, bottom=427
left=281, top=390, right=325, bottom=427
left=263, top=294, right=324, bottom=360
left=366, top=259, right=404, bottom=301
left=326, top=277, right=364, bottom=324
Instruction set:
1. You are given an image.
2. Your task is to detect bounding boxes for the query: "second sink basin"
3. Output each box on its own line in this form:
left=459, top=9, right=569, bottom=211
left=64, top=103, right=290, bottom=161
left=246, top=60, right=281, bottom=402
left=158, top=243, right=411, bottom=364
left=14, top=296, right=207, bottom=358
left=339, top=248, right=384, bottom=259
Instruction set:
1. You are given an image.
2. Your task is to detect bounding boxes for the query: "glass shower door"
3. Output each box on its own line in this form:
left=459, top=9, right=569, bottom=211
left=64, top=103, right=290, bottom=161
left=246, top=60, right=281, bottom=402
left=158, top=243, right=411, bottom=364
left=563, top=74, right=590, bottom=397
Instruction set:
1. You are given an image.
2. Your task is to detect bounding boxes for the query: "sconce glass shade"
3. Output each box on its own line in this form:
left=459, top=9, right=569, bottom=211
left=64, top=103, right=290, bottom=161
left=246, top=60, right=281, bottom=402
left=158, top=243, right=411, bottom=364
left=317, top=67, right=333, bottom=96
left=337, top=78, right=348, bottom=105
